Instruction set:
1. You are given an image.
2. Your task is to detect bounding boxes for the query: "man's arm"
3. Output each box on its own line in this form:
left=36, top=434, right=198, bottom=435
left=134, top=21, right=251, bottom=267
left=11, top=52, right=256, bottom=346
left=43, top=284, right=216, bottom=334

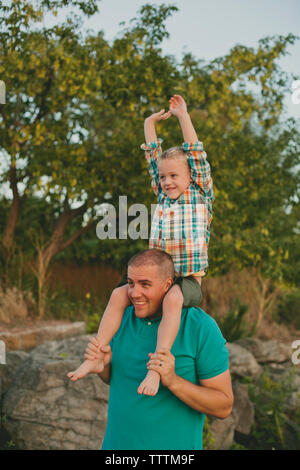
left=84, top=341, right=112, bottom=385
left=147, top=350, right=233, bottom=419
left=169, top=370, right=233, bottom=419
left=98, top=363, right=111, bottom=385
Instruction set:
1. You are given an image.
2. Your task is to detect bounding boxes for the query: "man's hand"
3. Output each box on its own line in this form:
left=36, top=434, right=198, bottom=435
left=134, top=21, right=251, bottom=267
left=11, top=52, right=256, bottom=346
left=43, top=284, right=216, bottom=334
left=169, top=94, right=188, bottom=118
left=145, top=108, right=172, bottom=124
left=84, top=338, right=112, bottom=372
left=147, top=348, right=177, bottom=389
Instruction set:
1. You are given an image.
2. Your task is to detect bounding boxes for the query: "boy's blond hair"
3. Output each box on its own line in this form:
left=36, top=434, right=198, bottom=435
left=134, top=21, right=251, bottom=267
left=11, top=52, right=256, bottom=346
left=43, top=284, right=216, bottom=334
left=158, top=147, right=189, bottom=170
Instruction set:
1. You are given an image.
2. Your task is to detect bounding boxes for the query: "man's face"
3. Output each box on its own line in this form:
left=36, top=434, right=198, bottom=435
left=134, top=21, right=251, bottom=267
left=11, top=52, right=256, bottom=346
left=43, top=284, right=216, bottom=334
left=127, top=264, right=173, bottom=319
left=158, top=158, right=191, bottom=200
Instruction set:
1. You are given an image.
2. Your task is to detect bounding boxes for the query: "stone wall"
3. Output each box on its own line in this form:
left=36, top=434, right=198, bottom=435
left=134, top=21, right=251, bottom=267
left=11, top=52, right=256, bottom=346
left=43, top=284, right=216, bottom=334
left=0, top=331, right=299, bottom=450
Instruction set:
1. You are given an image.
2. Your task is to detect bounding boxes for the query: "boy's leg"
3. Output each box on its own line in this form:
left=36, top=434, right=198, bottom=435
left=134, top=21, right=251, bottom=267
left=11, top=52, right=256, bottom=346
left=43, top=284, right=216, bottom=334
left=67, top=284, right=130, bottom=381
left=137, top=283, right=183, bottom=396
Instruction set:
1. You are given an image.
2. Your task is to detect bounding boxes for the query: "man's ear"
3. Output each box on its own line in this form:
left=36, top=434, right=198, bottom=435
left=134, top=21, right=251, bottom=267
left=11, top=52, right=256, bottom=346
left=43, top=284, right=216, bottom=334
left=164, top=277, right=173, bottom=292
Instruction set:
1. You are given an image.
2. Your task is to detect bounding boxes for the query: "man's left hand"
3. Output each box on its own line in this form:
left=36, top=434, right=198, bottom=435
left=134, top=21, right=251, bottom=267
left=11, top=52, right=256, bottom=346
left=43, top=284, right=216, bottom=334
left=147, top=349, right=177, bottom=389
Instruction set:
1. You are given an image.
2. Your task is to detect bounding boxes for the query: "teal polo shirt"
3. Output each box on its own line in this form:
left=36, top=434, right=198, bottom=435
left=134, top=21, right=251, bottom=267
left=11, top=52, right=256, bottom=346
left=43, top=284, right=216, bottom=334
left=101, top=306, right=229, bottom=450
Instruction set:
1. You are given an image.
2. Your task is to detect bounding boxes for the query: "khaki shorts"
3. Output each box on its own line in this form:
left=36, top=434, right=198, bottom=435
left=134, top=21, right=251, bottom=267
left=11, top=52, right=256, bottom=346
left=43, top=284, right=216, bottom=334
left=172, top=275, right=203, bottom=307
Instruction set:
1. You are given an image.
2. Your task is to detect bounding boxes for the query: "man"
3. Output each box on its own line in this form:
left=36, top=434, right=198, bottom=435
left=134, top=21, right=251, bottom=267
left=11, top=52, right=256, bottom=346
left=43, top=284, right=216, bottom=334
left=84, top=249, right=233, bottom=450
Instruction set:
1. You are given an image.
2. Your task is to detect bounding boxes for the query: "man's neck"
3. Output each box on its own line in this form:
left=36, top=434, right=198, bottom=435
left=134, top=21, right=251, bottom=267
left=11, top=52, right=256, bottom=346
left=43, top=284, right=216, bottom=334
left=147, top=309, right=163, bottom=321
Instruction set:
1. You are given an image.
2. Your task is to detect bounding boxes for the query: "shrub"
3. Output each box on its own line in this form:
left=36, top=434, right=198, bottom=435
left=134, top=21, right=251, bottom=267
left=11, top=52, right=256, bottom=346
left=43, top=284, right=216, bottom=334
left=246, top=368, right=300, bottom=450
left=214, top=299, right=256, bottom=342
left=275, top=289, right=300, bottom=329
left=0, top=286, right=35, bottom=325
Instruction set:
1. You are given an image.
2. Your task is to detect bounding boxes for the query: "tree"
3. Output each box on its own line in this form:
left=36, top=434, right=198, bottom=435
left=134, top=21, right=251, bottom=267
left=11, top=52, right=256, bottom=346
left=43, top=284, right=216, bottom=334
left=174, top=36, right=300, bottom=329
left=1, top=1, right=299, bottom=326
left=0, top=1, right=182, bottom=316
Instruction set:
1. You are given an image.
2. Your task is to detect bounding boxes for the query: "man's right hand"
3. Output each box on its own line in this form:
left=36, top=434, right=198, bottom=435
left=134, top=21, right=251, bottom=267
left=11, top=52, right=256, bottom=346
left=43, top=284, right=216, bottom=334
left=84, top=338, right=112, bottom=372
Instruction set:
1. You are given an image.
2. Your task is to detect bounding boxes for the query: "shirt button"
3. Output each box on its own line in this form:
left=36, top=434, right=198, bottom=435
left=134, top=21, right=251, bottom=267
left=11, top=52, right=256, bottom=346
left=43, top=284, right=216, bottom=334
left=147, top=321, right=151, bottom=325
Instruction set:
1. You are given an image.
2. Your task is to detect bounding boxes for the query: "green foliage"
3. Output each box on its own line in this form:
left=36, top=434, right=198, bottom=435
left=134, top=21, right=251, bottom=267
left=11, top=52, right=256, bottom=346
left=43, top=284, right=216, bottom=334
left=46, top=284, right=107, bottom=324
left=275, top=288, right=300, bottom=329
left=0, top=0, right=300, bottom=320
left=214, top=300, right=256, bottom=342
left=246, top=368, right=300, bottom=450
left=229, top=442, right=248, bottom=450
left=86, top=311, right=102, bottom=334
left=202, top=416, right=215, bottom=450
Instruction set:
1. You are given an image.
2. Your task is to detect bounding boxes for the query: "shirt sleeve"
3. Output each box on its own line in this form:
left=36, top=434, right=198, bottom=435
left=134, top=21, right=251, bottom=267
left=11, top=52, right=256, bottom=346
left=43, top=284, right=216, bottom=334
left=182, top=141, right=214, bottom=203
left=195, top=315, right=229, bottom=380
left=140, top=138, right=163, bottom=197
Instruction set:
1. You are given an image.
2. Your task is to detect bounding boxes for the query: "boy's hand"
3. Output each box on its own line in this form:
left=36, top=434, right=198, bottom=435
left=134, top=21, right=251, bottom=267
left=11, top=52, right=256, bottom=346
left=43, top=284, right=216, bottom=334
left=145, top=108, right=172, bottom=123
left=84, top=338, right=112, bottom=367
left=169, top=94, right=188, bottom=118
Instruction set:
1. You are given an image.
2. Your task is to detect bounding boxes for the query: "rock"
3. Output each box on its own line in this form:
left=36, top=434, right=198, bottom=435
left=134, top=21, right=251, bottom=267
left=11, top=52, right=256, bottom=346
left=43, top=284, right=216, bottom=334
left=0, top=350, right=29, bottom=397
left=1, top=335, right=109, bottom=450
left=231, top=382, right=255, bottom=435
left=227, top=343, right=263, bottom=379
left=0, top=322, right=86, bottom=351
left=2, top=332, right=298, bottom=450
left=208, top=415, right=235, bottom=450
left=236, top=338, right=292, bottom=364
left=286, top=391, right=300, bottom=413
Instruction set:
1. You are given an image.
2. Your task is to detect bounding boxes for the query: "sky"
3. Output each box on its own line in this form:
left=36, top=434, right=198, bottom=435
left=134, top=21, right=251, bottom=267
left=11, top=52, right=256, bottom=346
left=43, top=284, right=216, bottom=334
left=75, top=0, right=300, bottom=120
left=1, top=1, right=300, bottom=201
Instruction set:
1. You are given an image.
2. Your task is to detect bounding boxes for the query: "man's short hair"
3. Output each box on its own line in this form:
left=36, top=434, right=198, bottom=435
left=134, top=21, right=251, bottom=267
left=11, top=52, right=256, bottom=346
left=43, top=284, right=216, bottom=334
left=128, top=249, right=175, bottom=281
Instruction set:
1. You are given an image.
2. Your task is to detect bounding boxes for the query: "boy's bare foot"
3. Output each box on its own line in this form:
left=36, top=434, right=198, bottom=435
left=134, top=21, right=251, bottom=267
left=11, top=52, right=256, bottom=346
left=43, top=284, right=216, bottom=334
left=67, top=358, right=104, bottom=382
left=137, top=369, right=161, bottom=396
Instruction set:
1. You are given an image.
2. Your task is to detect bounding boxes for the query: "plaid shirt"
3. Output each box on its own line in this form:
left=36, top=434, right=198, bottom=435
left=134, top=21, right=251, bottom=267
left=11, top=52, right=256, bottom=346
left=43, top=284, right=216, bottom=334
left=141, top=138, right=214, bottom=276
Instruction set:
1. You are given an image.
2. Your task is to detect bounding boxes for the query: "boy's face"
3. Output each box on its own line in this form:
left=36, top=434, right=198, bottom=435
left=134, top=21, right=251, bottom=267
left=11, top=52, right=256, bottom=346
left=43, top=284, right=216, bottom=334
left=158, top=158, right=191, bottom=200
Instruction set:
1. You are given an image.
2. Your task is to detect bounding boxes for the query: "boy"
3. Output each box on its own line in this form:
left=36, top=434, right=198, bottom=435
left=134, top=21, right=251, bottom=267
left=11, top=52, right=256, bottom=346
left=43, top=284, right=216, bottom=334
left=68, top=95, right=214, bottom=397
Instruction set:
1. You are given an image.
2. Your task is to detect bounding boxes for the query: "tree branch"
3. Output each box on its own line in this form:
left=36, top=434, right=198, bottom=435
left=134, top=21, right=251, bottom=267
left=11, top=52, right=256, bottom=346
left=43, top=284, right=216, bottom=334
left=59, top=219, right=97, bottom=253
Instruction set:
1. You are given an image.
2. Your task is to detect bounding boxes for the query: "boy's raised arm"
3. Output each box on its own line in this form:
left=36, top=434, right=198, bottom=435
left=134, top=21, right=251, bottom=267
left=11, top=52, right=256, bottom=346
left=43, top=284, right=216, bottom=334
left=169, top=95, right=213, bottom=200
left=142, top=109, right=171, bottom=196
left=144, top=109, right=171, bottom=143
left=169, top=95, right=198, bottom=142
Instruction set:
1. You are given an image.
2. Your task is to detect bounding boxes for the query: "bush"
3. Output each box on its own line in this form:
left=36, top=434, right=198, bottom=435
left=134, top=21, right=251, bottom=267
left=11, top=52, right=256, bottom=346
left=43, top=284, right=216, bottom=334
left=214, top=299, right=256, bottom=342
left=0, top=286, right=35, bottom=325
left=275, top=289, right=300, bottom=329
left=246, top=368, right=300, bottom=450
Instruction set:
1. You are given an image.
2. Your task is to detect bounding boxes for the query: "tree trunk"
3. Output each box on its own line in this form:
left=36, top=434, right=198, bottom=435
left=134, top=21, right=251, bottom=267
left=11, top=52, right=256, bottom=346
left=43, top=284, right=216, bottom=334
left=256, top=272, right=280, bottom=331
left=2, top=166, right=21, bottom=249
left=31, top=199, right=96, bottom=319
left=1, top=165, right=22, bottom=287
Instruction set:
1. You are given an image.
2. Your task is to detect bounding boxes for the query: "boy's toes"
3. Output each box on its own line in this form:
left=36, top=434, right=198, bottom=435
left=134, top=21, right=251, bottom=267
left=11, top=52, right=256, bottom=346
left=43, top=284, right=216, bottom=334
left=67, top=371, right=79, bottom=382
left=145, top=386, right=157, bottom=396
